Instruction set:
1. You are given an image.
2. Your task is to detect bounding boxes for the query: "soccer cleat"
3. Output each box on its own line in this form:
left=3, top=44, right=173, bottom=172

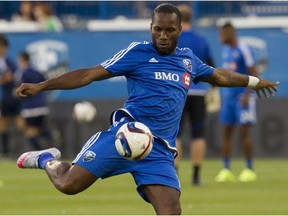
left=238, top=168, right=257, bottom=182
left=17, top=147, right=61, bottom=169
left=215, top=168, right=235, bottom=182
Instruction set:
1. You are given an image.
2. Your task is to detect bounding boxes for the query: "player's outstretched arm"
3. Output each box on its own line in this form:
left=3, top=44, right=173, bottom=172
left=203, top=68, right=279, bottom=98
left=16, top=65, right=113, bottom=98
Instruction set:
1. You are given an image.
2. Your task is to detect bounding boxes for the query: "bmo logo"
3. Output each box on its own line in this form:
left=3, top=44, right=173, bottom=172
left=154, top=72, right=179, bottom=82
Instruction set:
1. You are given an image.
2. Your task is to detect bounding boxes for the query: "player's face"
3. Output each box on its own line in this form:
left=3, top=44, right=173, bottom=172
left=150, top=12, right=182, bottom=55
left=220, top=28, right=234, bottom=45
left=0, top=45, right=7, bottom=57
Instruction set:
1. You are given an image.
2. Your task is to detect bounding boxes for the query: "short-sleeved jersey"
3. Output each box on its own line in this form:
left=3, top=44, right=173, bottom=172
left=178, top=30, right=213, bottom=95
left=101, top=42, right=213, bottom=147
left=221, top=41, right=255, bottom=98
left=0, top=56, right=17, bottom=98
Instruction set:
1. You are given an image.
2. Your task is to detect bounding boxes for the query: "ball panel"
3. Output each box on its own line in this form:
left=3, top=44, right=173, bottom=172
left=115, top=132, right=132, bottom=158
left=115, top=122, right=153, bottom=160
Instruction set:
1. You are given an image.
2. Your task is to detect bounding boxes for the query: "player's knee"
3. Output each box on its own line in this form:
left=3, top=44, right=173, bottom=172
left=171, top=201, right=181, bottom=215
left=159, top=201, right=181, bottom=215
left=56, top=179, right=81, bottom=195
left=155, top=197, right=181, bottom=215
left=192, top=128, right=204, bottom=139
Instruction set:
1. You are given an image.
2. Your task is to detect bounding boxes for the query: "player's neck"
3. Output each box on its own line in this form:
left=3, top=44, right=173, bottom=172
left=181, top=23, right=192, bottom=31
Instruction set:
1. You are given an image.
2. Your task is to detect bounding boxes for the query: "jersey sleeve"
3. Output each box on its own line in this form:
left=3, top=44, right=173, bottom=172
left=100, top=42, right=141, bottom=76
left=192, top=54, right=214, bottom=84
left=239, top=42, right=255, bottom=67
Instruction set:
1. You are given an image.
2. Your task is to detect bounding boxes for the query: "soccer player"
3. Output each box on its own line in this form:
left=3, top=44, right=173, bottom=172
left=16, top=4, right=278, bottom=215
left=16, top=52, right=53, bottom=150
left=215, top=22, right=259, bottom=183
left=0, top=34, right=24, bottom=157
left=175, top=4, right=215, bottom=186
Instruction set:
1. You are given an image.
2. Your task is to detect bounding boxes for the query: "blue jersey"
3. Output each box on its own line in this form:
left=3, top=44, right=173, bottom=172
left=178, top=30, right=213, bottom=95
left=101, top=42, right=213, bottom=147
left=0, top=56, right=16, bottom=98
left=221, top=41, right=255, bottom=98
left=17, top=67, right=48, bottom=118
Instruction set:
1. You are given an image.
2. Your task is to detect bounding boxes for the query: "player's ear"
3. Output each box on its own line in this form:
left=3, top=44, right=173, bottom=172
left=150, top=23, right=153, bottom=32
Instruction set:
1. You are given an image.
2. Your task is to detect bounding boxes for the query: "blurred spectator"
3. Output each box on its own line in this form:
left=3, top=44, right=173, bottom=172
left=34, top=2, right=63, bottom=32
left=215, top=22, right=258, bottom=183
left=16, top=52, right=55, bottom=150
left=135, top=1, right=150, bottom=18
left=11, top=1, right=36, bottom=22
left=0, top=34, right=24, bottom=157
left=175, top=4, right=215, bottom=186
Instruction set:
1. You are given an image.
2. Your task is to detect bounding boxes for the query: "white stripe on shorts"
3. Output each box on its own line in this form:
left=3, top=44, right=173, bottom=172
left=72, top=132, right=101, bottom=164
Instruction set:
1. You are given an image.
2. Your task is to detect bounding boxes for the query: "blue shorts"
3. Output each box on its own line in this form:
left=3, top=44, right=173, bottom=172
left=1, top=97, right=21, bottom=117
left=220, top=95, right=257, bottom=125
left=72, top=117, right=180, bottom=202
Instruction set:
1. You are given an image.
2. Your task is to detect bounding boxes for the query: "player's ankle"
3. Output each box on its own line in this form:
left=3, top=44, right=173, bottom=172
left=38, top=153, right=56, bottom=169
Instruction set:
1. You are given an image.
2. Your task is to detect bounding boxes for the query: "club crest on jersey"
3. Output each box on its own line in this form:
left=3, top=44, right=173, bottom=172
left=183, top=59, right=192, bottom=72
left=182, top=72, right=191, bottom=89
left=82, top=150, right=96, bottom=162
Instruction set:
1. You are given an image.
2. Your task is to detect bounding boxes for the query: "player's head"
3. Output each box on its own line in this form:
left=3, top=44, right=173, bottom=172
left=177, top=4, right=192, bottom=25
left=219, top=22, right=237, bottom=45
left=0, top=34, right=9, bottom=56
left=150, top=3, right=182, bottom=55
left=18, top=52, right=30, bottom=69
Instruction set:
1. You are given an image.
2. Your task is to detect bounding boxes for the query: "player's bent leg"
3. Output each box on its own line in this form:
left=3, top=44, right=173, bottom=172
left=17, top=147, right=98, bottom=195
left=45, top=162, right=98, bottom=195
left=142, top=184, right=181, bottom=215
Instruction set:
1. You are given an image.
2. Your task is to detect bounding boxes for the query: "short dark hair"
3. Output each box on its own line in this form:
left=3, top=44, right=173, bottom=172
left=0, top=34, right=9, bottom=47
left=221, top=22, right=235, bottom=30
left=19, top=52, right=30, bottom=62
left=152, top=3, right=182, bottom=26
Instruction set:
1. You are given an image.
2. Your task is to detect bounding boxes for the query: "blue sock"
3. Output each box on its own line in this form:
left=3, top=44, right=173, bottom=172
left=38, top=153, right=55, bottom=169
left=223, top=157, right=230, bottom=169
left=246, top=158, right=253, bottom=170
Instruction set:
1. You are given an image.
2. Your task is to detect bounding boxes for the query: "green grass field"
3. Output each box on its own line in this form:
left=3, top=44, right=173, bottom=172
left=0, top=158, right=287, bottom=215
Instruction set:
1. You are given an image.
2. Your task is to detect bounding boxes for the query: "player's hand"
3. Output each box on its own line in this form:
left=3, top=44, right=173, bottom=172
left=253, top=80, right=279, bottom=99
left=15, top=83, right=42, bottom=98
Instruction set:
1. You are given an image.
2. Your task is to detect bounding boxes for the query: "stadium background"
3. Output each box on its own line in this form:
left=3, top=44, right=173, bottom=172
left=0, top=1, right=287, bottom=159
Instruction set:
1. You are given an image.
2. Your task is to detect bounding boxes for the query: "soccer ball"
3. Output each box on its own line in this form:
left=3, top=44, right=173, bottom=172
left=73, top=101, right=97, bottom=123
left=115, top=122, right=153, bottom=160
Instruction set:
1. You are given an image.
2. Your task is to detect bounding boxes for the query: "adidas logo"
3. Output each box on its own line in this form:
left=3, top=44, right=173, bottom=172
left=149, top=57, right=159, bottom=63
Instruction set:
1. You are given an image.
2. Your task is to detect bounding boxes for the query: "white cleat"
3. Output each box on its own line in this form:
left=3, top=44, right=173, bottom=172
left=17, top=148, right=61, bottom=169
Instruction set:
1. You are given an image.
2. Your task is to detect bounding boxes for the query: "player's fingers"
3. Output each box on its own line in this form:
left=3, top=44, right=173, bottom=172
left=17, top=91, right=28, bottom=98
left=256, top=90, right=262, bottom=99
left=267, top=87, right=275, bottom=97
left=261, top=88, right=268, bottom=98
left=270, top=85, right=278, bottom=92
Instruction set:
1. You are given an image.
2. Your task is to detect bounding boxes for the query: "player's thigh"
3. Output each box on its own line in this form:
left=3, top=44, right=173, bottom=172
left=72, top=129, right=132, bottom=179
left=188, top=96, right=206, bottom=138
left=0, top=116, right=8, bottom=131
left=133, top=139, right=180, bottom=202
left=220, top=97, right=237, bottom=125
left=142, top=184, right=181, bottom=215
left=2, top=97, right=21, bottom=117
left=14, top=115, right=25, bottom=131
left=238, top=95, right=257, bottom=125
